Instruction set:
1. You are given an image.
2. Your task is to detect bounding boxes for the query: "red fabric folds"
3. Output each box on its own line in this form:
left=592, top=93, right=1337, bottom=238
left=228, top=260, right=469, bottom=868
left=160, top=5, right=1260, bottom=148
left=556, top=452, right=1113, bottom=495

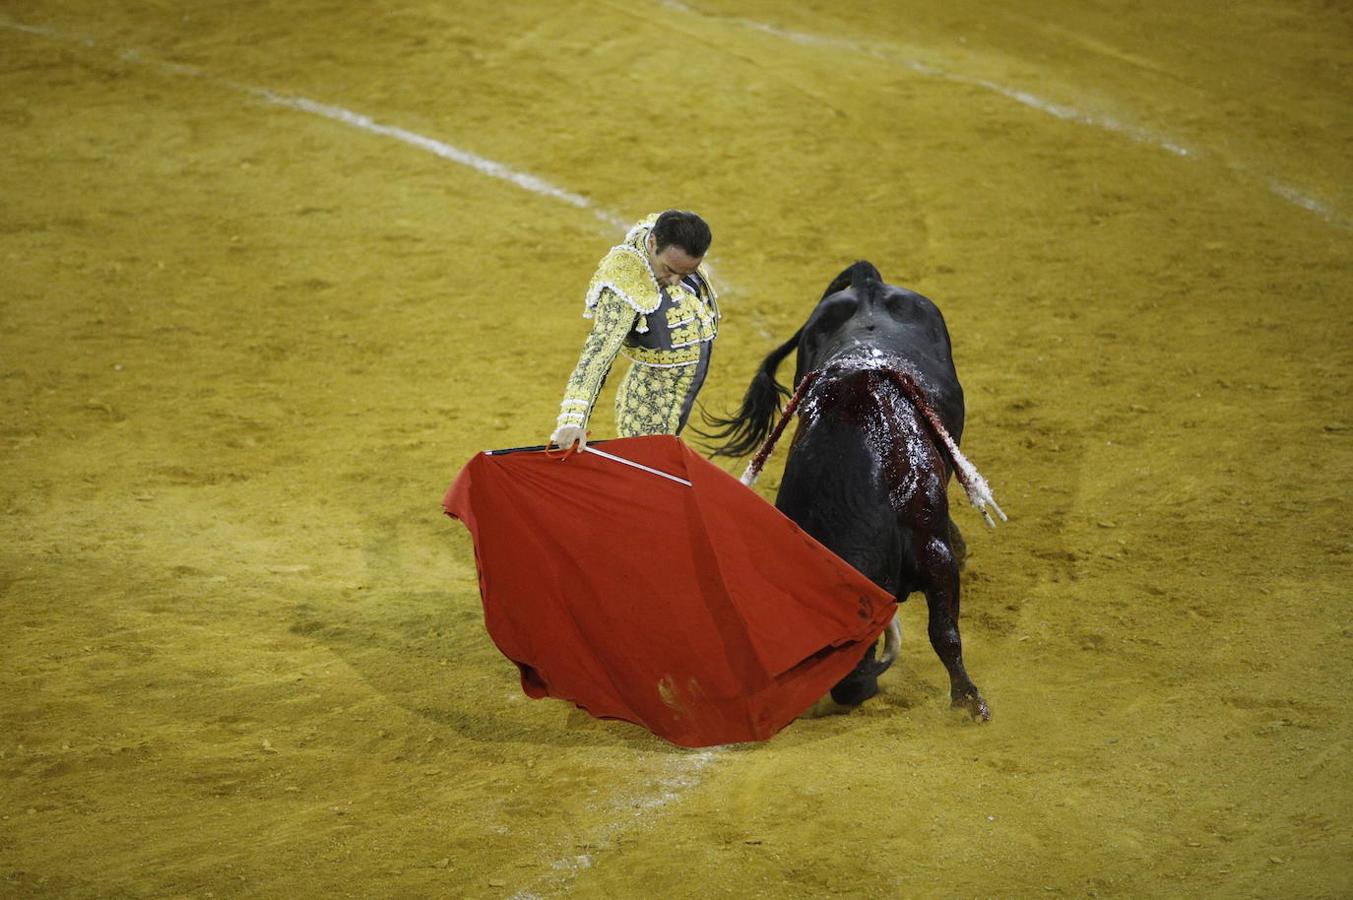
left=442, top=435, right=895, bottom=748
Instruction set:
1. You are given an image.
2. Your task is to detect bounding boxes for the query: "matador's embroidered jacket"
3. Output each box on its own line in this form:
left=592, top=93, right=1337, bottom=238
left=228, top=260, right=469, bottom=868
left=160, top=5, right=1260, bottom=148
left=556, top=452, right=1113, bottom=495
left=556, top=215, right=719, bottom=437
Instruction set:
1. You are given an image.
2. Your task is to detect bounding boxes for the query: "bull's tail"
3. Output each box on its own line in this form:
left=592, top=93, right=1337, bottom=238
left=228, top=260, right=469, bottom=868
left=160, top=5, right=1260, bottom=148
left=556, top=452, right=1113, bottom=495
left=885, top=371, right=1007, bottom=529
left=698, top=329, right=801, bottom=459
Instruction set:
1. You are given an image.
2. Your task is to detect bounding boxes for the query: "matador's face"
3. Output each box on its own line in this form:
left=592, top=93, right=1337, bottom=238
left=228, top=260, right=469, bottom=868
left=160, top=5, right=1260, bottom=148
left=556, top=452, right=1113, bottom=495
left=646, top=233, right=703, bottom=287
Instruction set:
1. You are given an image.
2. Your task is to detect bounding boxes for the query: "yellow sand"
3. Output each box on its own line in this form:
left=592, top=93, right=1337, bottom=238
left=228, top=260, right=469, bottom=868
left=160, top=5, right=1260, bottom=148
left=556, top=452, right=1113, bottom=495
left=2, top=1, right=1350, bottom=896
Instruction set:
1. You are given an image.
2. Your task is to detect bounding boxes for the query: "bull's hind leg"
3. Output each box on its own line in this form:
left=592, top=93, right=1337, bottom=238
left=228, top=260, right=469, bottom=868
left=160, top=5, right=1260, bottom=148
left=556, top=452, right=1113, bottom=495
left=948, top=517, right=968, bottom=571
left=920, top=534, right=989, bottom=721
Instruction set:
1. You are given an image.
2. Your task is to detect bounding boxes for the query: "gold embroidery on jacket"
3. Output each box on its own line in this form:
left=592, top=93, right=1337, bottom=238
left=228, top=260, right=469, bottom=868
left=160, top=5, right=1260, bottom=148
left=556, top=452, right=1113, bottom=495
left=559, top=214, right=719, bottom=436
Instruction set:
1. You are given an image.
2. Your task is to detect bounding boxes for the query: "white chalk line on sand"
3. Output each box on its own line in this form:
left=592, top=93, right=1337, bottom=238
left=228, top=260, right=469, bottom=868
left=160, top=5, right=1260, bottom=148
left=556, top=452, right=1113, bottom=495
left=510, top=748, right=721, bottom=899
left=657, top=1, right=1347, bottom=230
left=115, top=35, right=750, bottom=324
left=1, top=19, right=629, bottom=233
left=248, top=89, right=628, bottom=229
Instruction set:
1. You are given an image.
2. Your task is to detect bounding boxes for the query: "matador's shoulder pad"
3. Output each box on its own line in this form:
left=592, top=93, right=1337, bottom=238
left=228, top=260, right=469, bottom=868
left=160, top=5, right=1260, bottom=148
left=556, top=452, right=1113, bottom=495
left=584, top=241, right=664, bottom=318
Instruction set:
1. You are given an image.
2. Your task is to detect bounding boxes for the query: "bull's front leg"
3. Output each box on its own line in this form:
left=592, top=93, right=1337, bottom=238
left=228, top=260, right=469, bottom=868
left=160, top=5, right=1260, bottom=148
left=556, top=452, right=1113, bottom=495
left=919, top=534, right=989, bottom=721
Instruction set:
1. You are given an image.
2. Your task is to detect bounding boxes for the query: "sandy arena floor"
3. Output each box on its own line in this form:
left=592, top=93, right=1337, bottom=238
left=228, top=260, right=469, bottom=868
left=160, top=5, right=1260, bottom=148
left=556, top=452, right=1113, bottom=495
left=2, top=1, right=1350, bottom=896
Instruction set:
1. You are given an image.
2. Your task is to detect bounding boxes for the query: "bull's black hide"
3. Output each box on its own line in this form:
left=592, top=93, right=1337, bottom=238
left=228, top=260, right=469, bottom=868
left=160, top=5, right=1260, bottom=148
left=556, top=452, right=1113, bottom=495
left=705, top=261, right=989, bottom=720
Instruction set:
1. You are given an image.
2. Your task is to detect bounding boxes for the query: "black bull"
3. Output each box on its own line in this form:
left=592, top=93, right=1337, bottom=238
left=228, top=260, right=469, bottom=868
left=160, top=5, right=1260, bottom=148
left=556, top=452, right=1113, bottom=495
left=705, top=260, right=990, bottom=720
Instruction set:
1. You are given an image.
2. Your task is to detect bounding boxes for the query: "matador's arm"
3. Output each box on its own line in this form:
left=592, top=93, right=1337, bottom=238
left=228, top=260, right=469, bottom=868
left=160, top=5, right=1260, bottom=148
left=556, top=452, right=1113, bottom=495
left=555, top=290, right=637, bottom=434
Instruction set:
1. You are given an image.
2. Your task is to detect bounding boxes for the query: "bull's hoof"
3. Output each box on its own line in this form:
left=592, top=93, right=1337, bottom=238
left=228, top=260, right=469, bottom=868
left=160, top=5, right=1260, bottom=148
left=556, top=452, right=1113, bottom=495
left=952, top=691, right=990, bottom=722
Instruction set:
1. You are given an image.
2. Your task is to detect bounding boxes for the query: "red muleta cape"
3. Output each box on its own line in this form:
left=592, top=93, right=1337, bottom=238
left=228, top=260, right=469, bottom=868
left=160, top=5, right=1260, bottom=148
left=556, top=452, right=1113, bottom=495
left=442, top=435, right=895, bottom=748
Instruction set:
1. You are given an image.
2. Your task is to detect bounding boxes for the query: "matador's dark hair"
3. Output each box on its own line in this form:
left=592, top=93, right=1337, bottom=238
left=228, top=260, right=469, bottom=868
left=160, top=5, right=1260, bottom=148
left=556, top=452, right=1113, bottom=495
left=651, top=209, right=711, bottom=258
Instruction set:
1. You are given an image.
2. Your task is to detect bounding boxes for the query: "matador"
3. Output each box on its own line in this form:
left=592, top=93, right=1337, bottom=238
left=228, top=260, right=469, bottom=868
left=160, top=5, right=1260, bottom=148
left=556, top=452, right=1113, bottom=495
left=549, top=210, right=718, bottom=451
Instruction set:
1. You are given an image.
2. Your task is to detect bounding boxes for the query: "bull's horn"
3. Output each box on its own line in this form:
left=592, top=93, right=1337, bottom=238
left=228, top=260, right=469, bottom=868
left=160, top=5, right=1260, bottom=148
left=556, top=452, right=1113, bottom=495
left=877, top=613, right=902, bottom=673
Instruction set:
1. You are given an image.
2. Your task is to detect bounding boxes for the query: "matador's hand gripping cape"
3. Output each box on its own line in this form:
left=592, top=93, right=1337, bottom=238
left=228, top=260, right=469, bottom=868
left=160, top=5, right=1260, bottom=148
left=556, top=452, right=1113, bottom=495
left=443, top=435, right=897, bottom=748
